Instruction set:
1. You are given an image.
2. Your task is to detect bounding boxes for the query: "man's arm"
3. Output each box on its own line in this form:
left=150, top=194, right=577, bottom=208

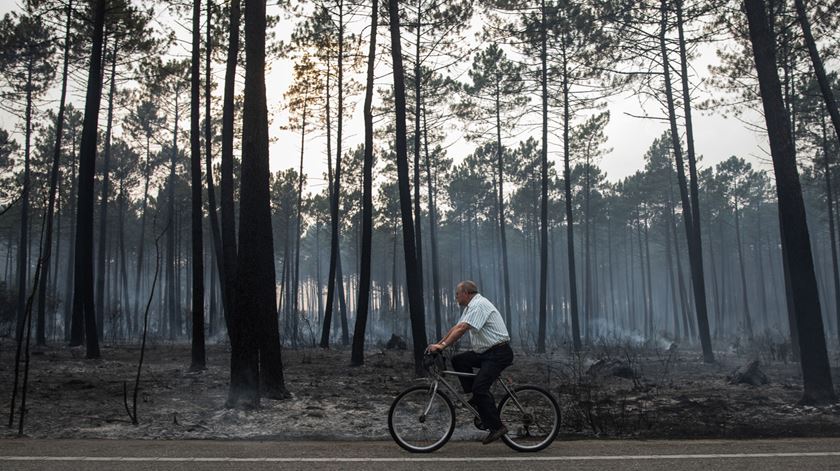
left=427, top=322, right=470, bottom=353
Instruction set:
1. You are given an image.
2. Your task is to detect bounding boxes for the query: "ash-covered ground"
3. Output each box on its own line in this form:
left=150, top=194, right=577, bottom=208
left=2, top=338, right=840, bottom=440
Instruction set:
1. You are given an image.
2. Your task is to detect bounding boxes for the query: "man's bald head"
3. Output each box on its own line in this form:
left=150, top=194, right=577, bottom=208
left=455, top=281, right=478, bottom=307
left=457, top=280, right=479, bottom=294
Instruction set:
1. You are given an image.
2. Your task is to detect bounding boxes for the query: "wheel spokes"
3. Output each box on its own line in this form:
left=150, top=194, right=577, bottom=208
left=500, top=388, right=558, bottom=449
left=392, top=390, right=452, bottom=450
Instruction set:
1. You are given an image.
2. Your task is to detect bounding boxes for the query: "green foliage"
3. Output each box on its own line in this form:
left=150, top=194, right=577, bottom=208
left=284, top=54, right=324, bottom=133
left=456, top=43, right=529, bottom=142
left=0, top=8, right=56, bottom=117
left=271, top=167, right=301, bottom=247
left=447, top=145, right=495, bottom=219
left=0, top=128, right=19, bottom=205
left=714, top=155, right=767, bottom=210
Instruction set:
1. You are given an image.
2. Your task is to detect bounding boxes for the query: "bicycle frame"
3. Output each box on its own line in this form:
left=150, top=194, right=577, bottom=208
left=422, top=367, right=526, bottom=421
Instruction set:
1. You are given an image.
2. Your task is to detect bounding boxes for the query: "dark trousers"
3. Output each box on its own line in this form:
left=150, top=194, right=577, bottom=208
left=452, top=343, right=514, bottom=432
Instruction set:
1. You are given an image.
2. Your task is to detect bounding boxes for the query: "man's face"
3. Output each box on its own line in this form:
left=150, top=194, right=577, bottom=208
left=455, top=288, right=471, bottom=307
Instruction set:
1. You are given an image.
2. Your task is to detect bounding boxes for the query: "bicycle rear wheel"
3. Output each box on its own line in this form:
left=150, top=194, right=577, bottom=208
left=498, top=385, right=560, bottom=452
left=388, top=385, right=455, bottom=453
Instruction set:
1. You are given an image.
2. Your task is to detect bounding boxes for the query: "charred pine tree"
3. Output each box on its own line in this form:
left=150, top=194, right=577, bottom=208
left=820, top=119, right=840, bottom=340
left=71, top=0, right=107, bottom=358
left=351, top=0, right=377, bottom=367
left=237, top=0, right=288, bottom=401
left=36, top=0, right=73, bottom=346
left=744, top=0, right=834, bottom=404
left=189, top=0, right=206, bottom=371
left=222, top=0, right=249, bottom=407
left=95, top=35, right=118, bottom=339
left=321, top=0, right=348, bottom=349
left=537, top=0, right=552, bottom=353
left=412, top=0, right=425, bottom=336
left=220, top=0, right=240, bottom=346
left=60, top=111, right=81, bottom=340
left=422, top=106, right=443, bottom=340
left=1, top=8, right=55, bottom=344
left=388, top=0, right=428, bottom=375
left=659, top=0, right=713, bottom=362
left=205, top=0, right=227, bottom=332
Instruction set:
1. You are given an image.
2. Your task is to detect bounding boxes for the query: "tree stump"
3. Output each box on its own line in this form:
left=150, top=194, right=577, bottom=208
left=728, top=360, right=769, bottom=386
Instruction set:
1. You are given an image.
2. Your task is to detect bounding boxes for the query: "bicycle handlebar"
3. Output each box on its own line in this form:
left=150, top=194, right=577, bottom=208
left=422, top=351, right=446, bottom=372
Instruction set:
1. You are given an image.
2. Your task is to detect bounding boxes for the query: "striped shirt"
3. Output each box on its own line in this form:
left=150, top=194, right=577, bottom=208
left=458, top=294, right=510, bottom=353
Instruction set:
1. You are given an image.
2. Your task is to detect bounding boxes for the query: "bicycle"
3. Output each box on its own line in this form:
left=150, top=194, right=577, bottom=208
left=388, top=352, right=561, bottom=453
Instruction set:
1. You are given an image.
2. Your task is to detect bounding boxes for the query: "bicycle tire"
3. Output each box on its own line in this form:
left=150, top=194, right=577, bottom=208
left=498, top=385, right=560, bottom=452
left=388, top=385, right=456, bottom=453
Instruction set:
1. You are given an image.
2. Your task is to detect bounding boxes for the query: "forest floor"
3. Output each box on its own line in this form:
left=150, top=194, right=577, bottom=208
left=2, top=337, right=840, bottom=440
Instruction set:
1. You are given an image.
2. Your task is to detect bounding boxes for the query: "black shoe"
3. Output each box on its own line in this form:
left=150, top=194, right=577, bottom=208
left=482, top=425, right=508, bottom=445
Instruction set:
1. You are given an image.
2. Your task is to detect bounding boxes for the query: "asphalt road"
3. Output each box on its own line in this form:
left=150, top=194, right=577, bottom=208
left=1, top=437, right=839, bottom=470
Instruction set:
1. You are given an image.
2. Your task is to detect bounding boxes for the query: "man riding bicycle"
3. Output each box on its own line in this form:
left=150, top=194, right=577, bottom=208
left=428, top=280, right=513, bottom=444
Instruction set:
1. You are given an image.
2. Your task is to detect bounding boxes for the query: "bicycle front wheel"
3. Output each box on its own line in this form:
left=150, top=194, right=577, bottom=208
left=388, top=385, right=455, bottom=453
left=498, top=385, right=560, bottom=452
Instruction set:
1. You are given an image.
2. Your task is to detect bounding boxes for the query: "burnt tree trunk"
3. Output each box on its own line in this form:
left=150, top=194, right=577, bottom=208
left=117, top=179, right=130, bottom=339
left=422, top=105, right=442, bottom=341
left=560, top=37, right=581, bottom=351
left=205, top=0, right=227, bottom=332
left=660, top=0, right=713, bottom=361
left=95, top=37, right=118, bottom=339
left=744, top=0, right=834, bottom=404
left=36, top=0, right=74, bottom=346
left=321, top=1, right=346, bottom=348
left=220, top=0, right=240, bottom=346
left=351, top=0, right=377, bottom=367
left=14, top=48, right=33, bottom=344
left=733, top=202, right=754, bottom=338
left=189, top=0, right=206, bottom=371
left=223, top=0, right=251, bottom=408
left=388, top=0, right=428, bottom=375
left=64, top=123, right=78, bottom=341
left=412, top=0, right=425, bottom=335
left=71, top=0, right=107, bottom=358
left=165, top=92, right=180, bottom=340
left=821, top=120, right=840, bottom=340
left=132, top=134, right=151, bottom=337
left=229, top=0, right=289, bottom=407
left=537, top=0, right=550, bottom=352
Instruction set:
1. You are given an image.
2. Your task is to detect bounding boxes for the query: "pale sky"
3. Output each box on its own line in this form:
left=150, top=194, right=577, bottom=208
left=0, top=0, right=771, bottom=197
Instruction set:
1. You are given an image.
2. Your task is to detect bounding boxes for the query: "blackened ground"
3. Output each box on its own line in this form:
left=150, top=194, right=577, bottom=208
left=1, top=338, right=840, bottom=440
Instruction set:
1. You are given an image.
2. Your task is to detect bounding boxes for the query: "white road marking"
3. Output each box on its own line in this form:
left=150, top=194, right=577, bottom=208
left=1, top=452, right=839, bottom=462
